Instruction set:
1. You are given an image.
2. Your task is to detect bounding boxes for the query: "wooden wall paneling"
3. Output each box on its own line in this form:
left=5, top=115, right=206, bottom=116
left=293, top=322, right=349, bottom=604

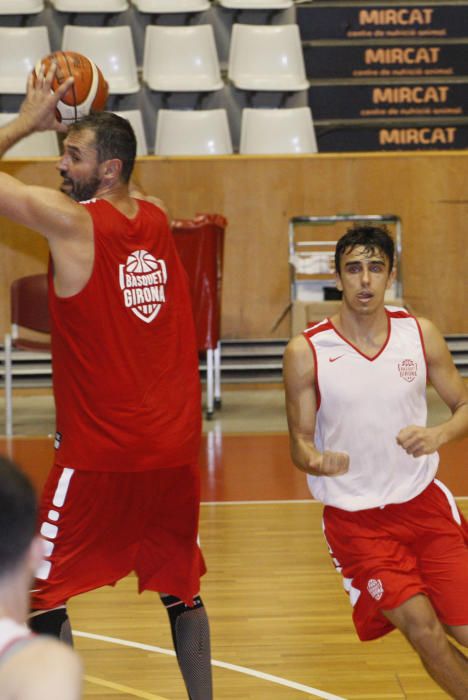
left=1, top=154, right=468, bottom=339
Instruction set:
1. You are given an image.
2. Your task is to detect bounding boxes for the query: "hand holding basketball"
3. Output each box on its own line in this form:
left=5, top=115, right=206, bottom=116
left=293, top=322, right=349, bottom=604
left=32, top=51, right=108, bottom=126
left=20, top=62, right=74, bottom=134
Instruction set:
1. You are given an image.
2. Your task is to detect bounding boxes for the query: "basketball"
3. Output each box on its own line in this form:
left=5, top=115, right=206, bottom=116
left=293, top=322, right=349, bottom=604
left=33, top=51, right=109, bottom=124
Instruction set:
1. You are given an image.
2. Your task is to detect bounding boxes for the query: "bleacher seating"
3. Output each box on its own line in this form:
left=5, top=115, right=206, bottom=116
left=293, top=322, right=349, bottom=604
left=1, top=2, right=464, bottom=152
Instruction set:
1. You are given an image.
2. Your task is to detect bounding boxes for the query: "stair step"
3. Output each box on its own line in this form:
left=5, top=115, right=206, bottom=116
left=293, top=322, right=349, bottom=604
left=1, top=336, right=467, bottom=385
left=220, top=342, right=285, bottom=363
left=217, top=359, right=283, bottom=371
left=447, top=342, right=468, bottom=352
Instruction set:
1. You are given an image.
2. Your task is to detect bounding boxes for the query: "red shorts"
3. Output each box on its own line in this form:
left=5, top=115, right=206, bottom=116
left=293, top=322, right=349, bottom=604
left=31, top=463, right=206, bottom=610
left=322, top=479, right=468, bottom=641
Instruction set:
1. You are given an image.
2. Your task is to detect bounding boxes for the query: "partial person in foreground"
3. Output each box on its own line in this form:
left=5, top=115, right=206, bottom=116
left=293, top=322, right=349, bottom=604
left=283, top=225, right=468, bottom=698
left=0, top=455, right=82, bottom=699
left=0, top=64, right=212, bottom=699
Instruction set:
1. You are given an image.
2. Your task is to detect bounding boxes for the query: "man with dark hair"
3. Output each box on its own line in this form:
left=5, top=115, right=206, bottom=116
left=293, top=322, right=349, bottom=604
left=334, top=224, right=395, bottom=276
left=284, top=225, right=468, bottom=698
left=61, top=112, right=137, bottom=191
left=0, top=64, right=212, bottom=699
left=0, top=455, right=82, bottom=698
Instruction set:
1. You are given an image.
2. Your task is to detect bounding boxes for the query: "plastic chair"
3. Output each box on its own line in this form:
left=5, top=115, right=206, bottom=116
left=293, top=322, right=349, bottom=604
left=228, top=24, right=308, bottom=91
left=172, top=215, right=227, bottom=418
left=133, top=0, right=209, bottom=11
left=0, top=0, right=44, bottom=14
left=3, top=274, right=51, bottom=437
left=62, top=25, right=139, bottom=94
left=143, top=25, right=223, bottom=92
left=0, top=27, right=51, bottom=94
left=0, top=114, right=59, bottom=157
left=240, top=107, right=317, bottom=154
left=218, top=0, right=292, bottom=7
left=50, top=0, right=128, bottom=9
left=155, top=109, right=233, bottom=155
left=113, top=109, right=148, bottom=156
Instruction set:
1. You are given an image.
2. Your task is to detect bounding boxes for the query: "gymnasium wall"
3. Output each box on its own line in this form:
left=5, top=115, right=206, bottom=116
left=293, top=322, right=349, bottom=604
left=0, top=151, right=467, bottom=338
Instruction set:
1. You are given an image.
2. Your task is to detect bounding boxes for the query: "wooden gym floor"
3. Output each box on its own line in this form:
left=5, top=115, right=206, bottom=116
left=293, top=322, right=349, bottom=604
left=0, top=385, right=467, bottom=700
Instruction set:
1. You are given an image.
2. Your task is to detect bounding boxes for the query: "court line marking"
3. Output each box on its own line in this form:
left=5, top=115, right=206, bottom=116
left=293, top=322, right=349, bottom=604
left=202, top=499, right=316, bottom=505
left=75, top=631, right=347, bottom=700
left=201, top=497, right=468, bottom=505
left=85, top=675, right=168, bottom=700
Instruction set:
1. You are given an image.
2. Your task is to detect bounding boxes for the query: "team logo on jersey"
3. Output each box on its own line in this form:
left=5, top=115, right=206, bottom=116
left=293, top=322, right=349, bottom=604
left=367, top=578, right=384, bottom=601
left=398, top=358, right=418, bottom=382
left=119, top=250, right=167, bottom=324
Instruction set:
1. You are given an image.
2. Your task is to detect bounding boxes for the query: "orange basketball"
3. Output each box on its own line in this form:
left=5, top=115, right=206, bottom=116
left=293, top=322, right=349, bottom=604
left=33, top=51, right=109, bottom=123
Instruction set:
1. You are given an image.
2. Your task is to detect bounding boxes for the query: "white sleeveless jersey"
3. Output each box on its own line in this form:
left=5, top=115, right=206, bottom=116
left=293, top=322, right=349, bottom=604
left=0, top=618, right=31, bottom=662
left=303, top=307, right=439, bottom=510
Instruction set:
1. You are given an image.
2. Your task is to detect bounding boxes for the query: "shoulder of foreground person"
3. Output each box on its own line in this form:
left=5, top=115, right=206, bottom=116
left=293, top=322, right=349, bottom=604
left=0, top=635, right=83, bottom=700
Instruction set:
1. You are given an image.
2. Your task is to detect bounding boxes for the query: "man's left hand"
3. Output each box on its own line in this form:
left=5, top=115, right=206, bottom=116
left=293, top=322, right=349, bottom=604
left=396, top=425, right=442, bottom=457
left=19, top=62, right=74, bottom=135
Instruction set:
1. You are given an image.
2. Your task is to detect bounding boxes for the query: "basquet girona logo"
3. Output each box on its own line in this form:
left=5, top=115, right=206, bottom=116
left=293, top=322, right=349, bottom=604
left=398, top=358, right=418, bottom=382
left=119, top=250, right=167, bottom=323
left=367, top=578, right=384, bottom=601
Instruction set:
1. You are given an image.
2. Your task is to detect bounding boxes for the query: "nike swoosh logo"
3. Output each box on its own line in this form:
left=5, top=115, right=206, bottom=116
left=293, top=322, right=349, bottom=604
left=329, top=355, right=344, bottom=363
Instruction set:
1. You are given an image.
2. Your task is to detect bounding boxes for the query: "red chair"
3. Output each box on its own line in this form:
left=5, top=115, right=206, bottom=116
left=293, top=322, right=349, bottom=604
left=3, top=274, right=51, bottom=436
left=172, top=214, right=226, bottom=419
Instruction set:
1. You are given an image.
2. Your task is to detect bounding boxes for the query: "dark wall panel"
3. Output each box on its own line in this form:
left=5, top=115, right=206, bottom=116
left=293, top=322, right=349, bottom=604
left=298, top=3, right=468, bottom=41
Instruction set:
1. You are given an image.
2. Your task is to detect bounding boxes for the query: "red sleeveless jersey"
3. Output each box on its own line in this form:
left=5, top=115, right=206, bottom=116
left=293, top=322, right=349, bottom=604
left=49, top=198, right=202, bottom=472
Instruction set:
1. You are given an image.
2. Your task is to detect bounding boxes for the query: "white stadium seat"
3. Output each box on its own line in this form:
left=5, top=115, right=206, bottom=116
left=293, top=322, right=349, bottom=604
left=239, top=107, right=317, bottom=154
left=0, top=27, right=51, bottom=95
left=50, top=0, right=128, bottom=10
left=133, top=0, right=209, bottom=11
left=155, top=109, right=233, bottom=155
left=114, top=109, right=149, bottom=156
left=218, top=0, right=292, bottom=8
left=62, top=25, right=139, bottom=94
left=228, top=24, right=309, bottom=92
left=0, top=0, right=44, bottom=13
left=143, top=25, right=223, bottom=92
left=0, top=113, right=59, bottom=157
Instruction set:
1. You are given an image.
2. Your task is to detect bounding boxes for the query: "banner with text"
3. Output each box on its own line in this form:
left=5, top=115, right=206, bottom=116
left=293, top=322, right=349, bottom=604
left=303, top=41, right=468, bottom=79
left=298, top=4, right=468, bottom=41
left=315, top=121, right=468, bottom=151
left=308, top=81, right=468, bottom=120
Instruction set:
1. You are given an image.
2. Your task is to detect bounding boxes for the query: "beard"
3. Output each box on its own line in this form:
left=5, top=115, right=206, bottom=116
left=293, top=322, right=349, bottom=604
left=60, top=172, right=101, bottom=202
